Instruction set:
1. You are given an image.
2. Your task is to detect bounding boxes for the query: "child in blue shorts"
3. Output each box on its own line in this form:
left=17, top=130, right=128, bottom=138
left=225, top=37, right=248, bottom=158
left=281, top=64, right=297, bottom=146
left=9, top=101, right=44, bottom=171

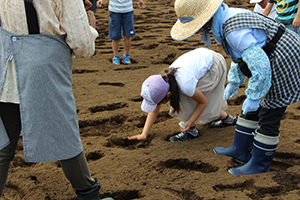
left=98, top=0, right=146, bottom=65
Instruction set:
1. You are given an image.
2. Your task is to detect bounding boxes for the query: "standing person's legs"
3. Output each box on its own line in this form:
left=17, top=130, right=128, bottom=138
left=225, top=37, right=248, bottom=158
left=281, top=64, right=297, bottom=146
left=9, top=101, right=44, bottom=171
left=122, top=11, right=135, bottom=56
left=87, top=0, right=98, bottom=28
left=228, top=106, right=287, bottom=175
left=112, top=40, right=120, bottom=58
left=0, top=102, right=21, bottom=196
left=87, top=10, right=96, bottom=28
left=108, top=11, right=122, bottom=64
left=122, top=11, right=136, bottom=64
left=214, top=111, right=259, bottom=164
left=257, top=106, right=287, bottom=136
left=60, top=152, right=95, bottom=191
left=123, top=36, right=131, bottom=56
left=60, top=148, right=115, bottom=199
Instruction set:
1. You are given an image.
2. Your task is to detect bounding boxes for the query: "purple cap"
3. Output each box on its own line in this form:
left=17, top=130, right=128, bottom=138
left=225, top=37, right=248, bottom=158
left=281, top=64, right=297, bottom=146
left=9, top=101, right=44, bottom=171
left=141, top=75, right=170, bottom=113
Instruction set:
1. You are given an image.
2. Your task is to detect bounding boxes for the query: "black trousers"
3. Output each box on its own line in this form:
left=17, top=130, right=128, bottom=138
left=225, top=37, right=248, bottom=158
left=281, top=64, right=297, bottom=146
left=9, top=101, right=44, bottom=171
left=0, top=102, right=21, bottom=195
left=240, top=106, right=287, bottom=136
left=0, top=102, right=95, bottom=196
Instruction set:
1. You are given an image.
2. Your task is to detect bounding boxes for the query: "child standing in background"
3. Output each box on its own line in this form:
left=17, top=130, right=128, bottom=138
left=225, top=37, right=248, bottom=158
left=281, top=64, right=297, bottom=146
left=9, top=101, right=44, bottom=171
left=262, top=0, right=300, bottom=34
left=83, top=0, right=93, bottom=11
left=98, top=0, right=146, bottom=65
left=86, top=0, right=101, bottom=28
left=250, top=0, right=277, bottom=19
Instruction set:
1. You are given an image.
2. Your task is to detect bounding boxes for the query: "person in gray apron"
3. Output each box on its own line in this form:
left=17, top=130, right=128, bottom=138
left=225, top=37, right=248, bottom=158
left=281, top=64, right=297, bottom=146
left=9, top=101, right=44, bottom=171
left=170, top=0, right=300, bottom=175
left=0, top=1, right=113, bottom=199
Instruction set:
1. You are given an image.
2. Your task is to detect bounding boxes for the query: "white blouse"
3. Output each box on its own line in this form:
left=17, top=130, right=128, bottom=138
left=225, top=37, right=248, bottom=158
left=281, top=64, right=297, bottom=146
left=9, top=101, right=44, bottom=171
left=169, top=48, right=214, bottom=97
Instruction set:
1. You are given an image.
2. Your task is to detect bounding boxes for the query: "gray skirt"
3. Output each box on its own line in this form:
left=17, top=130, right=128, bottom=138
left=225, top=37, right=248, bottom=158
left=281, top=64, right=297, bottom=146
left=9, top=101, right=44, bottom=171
left=0, top=27, right=83, bottom=162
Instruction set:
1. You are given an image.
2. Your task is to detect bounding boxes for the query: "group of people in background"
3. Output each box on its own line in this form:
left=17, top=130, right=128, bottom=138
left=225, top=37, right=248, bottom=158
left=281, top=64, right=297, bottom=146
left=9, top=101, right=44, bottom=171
left=1, top=0, right=300, bottom=199
left=84, top=0, right=300, bottom=66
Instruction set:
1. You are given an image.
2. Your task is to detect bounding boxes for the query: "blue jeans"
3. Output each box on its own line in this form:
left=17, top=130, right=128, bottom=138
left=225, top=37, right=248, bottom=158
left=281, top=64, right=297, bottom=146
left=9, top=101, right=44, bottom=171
left=285, top=24, right=300, bottom=35
left=108, top=11, right=136, bottom=40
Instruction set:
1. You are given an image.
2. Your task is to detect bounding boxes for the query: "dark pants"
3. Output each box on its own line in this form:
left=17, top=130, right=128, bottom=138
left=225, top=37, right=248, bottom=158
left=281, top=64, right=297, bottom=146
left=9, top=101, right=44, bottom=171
left=88, top=0, right=98, bottom=12
left=0, top=102, right=21, bottom=196
left=240, top=106, right=287, bottom=136
left=0, top=102, right=95, bottom=196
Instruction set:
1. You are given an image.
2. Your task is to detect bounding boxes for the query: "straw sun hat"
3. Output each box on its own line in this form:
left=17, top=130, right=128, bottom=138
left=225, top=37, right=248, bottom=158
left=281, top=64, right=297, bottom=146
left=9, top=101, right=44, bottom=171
left=171, top=0, right=223, bottom=41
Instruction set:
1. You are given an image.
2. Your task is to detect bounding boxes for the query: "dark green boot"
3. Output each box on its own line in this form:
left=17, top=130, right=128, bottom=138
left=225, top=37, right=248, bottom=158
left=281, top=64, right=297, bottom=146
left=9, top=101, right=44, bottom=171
left=76, top=179, right=114, bottom=200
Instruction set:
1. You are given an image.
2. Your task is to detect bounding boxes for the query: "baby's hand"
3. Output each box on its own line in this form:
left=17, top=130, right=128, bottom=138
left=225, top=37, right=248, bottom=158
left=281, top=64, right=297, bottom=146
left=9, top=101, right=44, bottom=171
left=128, top=134, right=147, bottom=141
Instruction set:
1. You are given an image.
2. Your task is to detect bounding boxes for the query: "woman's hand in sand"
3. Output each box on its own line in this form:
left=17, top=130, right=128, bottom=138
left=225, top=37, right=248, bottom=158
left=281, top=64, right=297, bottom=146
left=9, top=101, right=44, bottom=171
left=128, top=134, right=147, bottom=141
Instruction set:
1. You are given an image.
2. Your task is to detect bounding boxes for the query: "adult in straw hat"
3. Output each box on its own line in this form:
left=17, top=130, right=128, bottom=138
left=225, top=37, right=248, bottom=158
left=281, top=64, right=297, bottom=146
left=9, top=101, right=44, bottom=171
left=170, top=0, right=300, bottom=175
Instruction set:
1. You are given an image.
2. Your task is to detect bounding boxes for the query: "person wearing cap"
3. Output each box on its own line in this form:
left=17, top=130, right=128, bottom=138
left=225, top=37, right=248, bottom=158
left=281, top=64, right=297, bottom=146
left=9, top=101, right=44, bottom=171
left=170, top=0, right=300, bottom=175
left=128, top=48, right=236, bottom=142
left=250, top=0, right=277, bottom=19
left=262, top=0, right=300, bottom=34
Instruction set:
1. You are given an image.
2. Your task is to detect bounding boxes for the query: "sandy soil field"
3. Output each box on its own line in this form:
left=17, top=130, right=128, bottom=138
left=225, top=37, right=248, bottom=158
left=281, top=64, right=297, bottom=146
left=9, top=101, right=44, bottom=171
left=2, top=0, right=300, bottom=199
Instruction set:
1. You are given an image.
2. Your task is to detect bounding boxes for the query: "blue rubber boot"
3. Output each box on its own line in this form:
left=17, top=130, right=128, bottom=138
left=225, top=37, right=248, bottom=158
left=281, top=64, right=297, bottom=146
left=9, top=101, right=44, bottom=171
left=213, top=117, right=258, bottom=164
left=228, top=131, right=279, bottom=175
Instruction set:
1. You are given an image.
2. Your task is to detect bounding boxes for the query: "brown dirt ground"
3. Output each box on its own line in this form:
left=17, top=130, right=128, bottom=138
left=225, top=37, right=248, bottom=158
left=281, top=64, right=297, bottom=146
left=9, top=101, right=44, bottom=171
left=2, top=0, right=300, bottom=199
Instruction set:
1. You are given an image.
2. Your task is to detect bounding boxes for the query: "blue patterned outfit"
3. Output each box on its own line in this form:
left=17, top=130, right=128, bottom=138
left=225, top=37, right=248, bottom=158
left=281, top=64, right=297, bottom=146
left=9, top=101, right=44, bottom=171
left=212, top=4, right=300, bottom=136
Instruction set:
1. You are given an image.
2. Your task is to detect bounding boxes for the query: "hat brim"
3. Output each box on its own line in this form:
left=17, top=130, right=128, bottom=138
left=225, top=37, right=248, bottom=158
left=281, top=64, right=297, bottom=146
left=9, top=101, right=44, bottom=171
left=171, top=0, right=223, bottom=41
left=141, top=99, right=156, bottom=113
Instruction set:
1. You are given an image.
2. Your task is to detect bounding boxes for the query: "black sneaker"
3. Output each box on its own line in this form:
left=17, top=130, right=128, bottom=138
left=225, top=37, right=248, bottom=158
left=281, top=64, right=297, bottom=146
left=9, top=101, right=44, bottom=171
left=169, top=128, right=199, bottom=142
left=210, top=117, right=237, bottom=128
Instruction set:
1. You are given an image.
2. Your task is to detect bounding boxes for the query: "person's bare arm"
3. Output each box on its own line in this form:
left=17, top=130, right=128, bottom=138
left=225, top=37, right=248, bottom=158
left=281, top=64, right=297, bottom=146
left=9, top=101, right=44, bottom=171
left=128, top=104, right=161, bottom=140
left=262, top=2, right=274, bottom=16
left=180, top=88, right=207, bottom=132
left=137, top=0, right=146, bottom=9
left=292, top=1, right=300, bottom=28
left=97, top=0, right=103, bottom=7
left=84, top=0, right=92, bottom=10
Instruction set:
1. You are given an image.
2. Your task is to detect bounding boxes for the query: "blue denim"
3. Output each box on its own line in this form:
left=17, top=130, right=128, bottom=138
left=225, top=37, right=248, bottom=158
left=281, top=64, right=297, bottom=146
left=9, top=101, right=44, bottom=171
left=108, top=11, right=136, bottom=40
left=285, top=24, right=300, bottom=35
